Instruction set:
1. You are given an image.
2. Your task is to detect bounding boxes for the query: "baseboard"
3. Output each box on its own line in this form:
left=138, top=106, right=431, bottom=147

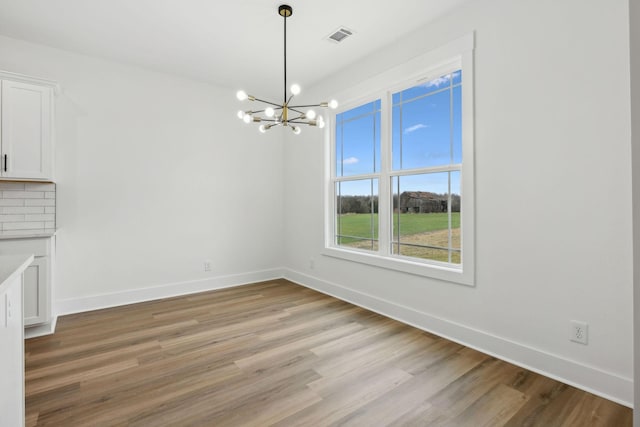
left=24, top=315, right=58, bottom=339
left=283, top=268, right=633, bottom=408
left=55, top=268, right=285, bottom=316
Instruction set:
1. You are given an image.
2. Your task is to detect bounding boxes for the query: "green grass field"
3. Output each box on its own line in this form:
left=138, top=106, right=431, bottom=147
left=337, top=212, right=461, bottom=263
left=336, top=212, right=460, bottom=242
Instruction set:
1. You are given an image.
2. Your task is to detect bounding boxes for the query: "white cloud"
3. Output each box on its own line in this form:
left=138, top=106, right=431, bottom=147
left=404, top=124, right=428, bottom=134
left=423, top=75, right=450, bottom=88
left=343, top=157, right=359, bottom=165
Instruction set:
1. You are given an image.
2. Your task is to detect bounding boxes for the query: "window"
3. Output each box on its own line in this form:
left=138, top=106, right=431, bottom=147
left=391, top=70, right=462, bottom=264
left=325, top=36, right=474, bottom=285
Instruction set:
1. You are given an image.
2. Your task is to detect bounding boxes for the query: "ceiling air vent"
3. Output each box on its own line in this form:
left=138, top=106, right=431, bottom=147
left=327, top=27, right=353, bottom=43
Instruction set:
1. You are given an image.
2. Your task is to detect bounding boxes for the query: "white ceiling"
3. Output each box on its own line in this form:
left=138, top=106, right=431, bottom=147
left=0, top=0, right=470, bottom=97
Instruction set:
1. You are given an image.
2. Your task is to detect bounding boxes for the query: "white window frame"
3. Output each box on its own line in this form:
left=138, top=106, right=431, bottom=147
left=323, top=34, right=475, bottom=286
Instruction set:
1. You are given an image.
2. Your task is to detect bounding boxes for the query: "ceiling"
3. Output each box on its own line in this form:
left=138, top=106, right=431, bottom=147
left=0, top=0, right=470, bottom=97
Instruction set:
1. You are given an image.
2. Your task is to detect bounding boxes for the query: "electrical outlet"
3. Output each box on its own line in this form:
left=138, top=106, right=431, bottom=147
left=570, top=320, right=588, bottom=345
left=309, top=257, right=315, bottom=269
left=204, top=260, right=212, bottom=272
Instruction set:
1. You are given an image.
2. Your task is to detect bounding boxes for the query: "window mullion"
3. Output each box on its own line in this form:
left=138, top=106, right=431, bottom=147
left=449, top=75, right=454, bottom=263
left=378, top=90, right=392, bottom=256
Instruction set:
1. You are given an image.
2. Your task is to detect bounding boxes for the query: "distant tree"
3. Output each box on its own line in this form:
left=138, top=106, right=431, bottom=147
left=337, top=195, right=379, bottom=214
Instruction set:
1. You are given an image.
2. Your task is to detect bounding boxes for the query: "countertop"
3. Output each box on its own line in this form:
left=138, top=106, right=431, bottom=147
left=0, top=254, right=34, bottom=294
left=0, top=229, right=56, bottom=240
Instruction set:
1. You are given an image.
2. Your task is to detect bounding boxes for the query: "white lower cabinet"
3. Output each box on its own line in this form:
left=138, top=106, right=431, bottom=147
left=0, top=237, right=53, bottom=329
left=0, top=261, right=26, bottom=427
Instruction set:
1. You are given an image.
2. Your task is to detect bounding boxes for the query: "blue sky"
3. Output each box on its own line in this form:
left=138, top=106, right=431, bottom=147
left=336, top=70, right=462, bottom=197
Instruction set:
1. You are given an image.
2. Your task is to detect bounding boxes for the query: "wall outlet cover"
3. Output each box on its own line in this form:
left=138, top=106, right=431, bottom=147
left=570, top=320, right=588, bottom=345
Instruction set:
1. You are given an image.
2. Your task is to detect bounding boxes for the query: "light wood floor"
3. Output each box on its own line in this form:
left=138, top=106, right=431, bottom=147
left=25, top=279, right=631, bottom=426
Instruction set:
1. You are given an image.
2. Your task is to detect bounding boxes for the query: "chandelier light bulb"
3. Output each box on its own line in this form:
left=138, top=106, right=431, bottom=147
left=292, top=126, right=301, bottom=135
left=317, top=117, right=325, bottom=128
left=290, top=84, right=301, bottom=96
left=236, top=90, right=248, bottom=101
left=237, top=110, right=245, bottom=119
left=265, top=107, right=275, bottom=117
left=306, top=109, right=316, bottom=120
left=328, top=99, right=339, bottom=109
left=259, top=125, right=267, bottom=133
left=243, top=114, right=252, bottom=124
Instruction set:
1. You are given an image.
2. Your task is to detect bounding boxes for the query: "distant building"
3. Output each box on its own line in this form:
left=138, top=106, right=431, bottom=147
left=397, top=191, right=460, bottom=213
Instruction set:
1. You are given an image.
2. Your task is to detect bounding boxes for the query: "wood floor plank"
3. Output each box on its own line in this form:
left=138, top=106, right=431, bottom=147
left=234, top=322, right=364, bottom=370
left=333, top=348, right=488, bottom=426
left=275, top=367, right=413, bottom=426
left=449, top=383, right=529, bottom=427
left=24, top=279, right=632, bottom=426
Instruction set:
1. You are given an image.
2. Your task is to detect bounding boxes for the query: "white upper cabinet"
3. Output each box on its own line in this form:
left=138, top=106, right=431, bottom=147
left=1, top=77, right=55, bottom=181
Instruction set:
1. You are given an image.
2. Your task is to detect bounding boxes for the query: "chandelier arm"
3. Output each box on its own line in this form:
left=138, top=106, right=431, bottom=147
left=289, top=103, right=326, bottom=108
left=251, top=98, right=284, bottom=108
left=288, top=107, right=306, bottom=115
left=288, top=113, right=310, bottom=121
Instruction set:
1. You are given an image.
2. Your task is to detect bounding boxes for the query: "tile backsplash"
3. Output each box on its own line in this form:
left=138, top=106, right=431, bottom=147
left=0, top=182, right=56, bottom=231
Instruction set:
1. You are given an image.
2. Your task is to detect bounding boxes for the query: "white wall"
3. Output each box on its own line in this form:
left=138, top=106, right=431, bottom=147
left=0, top=0, right=633, bottom=408
left=630, top=0, right=640, bottom=421
left=284, top=0, right=634, bottom=405
left=0, top=35, right=285, bottom=309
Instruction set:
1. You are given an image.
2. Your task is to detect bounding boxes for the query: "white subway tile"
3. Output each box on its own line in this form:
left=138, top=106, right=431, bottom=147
left=0, top=214, right=25, bottom=222
left=0, top=182, right=25, bottom=191
left=24, top=214, right=55, bottom=222
left=2, top=222, right=45, bottom=230
left=0, top=199, right=24, bottom=206
left=24, top=199, right=55, bottom=206
left=1, top=206, right=44, bottom=214
left=2, top=191, right=44, bottom=199
left=25, top=183, right=55, bottom=191
left=0, top=184, right=55, bottom=233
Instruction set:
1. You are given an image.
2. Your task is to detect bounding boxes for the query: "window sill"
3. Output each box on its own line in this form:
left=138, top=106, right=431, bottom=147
left=322, top=246, right=474, bottom=286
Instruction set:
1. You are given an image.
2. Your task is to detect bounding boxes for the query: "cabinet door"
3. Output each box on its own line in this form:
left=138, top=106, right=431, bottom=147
left=23, top=257, right=48, bottom=326
left=0, top=275, right=25, bottom=427
left=1, top=80, right=53, bottom=180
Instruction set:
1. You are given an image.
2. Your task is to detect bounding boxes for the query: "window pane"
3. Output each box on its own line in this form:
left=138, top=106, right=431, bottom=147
left=393, top=88, right=451, bottom=170
left=392, top=106, right=402, bottom=170
left=336, top=101, right=381, bottom=176
left=339, top=100, right=381, bottom=122
left=451, top=171, right=461, bottom=254
left=453, top=85, right=462, bottom=164
left=394, top=72, right=454, bottom=102
left=391, top=173, right=460, bottom=264
left=452, top=69, right=462, bottom=85
left=392, top=69, right=462, bottom=170
left=336, top=179, right=379, bottom=251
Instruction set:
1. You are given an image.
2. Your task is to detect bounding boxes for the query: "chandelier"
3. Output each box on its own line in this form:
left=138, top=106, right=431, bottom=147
left=236, top=4, right=338, bottom=134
